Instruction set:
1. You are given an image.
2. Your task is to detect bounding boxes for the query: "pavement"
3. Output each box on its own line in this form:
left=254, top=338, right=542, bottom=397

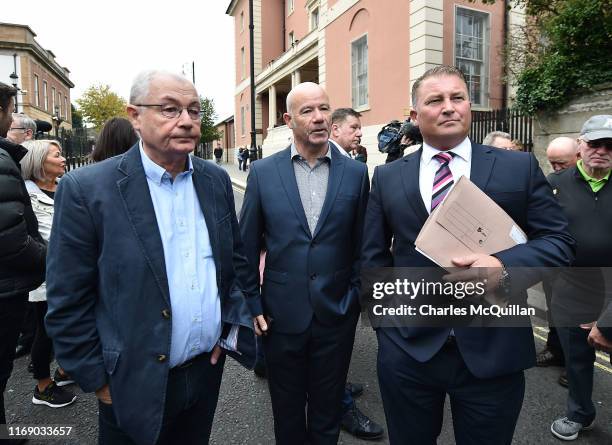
left=3, top=162, right=611, bottom=444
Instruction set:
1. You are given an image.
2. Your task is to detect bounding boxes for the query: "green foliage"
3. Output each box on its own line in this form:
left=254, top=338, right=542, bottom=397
left=70, top=104, right=83, bottom=128
left=199, top=96, right=220, bottom=144
left=469, top=0, right=612, bottom=114
left=76, top=84, right=127, bottom=130
left=515, top=0, right=612, bottom=114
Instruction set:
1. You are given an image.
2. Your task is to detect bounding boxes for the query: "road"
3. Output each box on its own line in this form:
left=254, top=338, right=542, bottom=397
left=4, top=187, right=611, bottom=445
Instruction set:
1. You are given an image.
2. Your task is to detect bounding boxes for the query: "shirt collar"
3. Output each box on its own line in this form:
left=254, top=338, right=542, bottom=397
left=139, top=140, right=193, bottom=186
left=422, top=137, right=472, bottom=165
left=290, top=141, right=332, bottom=162
left=329, top=139, right=352, bottom=157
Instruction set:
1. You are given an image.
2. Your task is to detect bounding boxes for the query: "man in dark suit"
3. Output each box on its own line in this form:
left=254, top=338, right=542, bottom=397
left=361, top=65, right=575, bottom=444
left=239, top=82, right=369, bottom=444
left=45, top=71, right=261, bottom=445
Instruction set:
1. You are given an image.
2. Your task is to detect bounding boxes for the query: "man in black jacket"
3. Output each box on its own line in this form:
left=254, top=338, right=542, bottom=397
left=0, top=82, right=47, bottom=434
left=549, top=115, right=612, bottom=441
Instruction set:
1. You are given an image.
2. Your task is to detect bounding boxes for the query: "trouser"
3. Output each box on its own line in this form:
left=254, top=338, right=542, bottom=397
left=543, top=279, right=563, bottom=358
left=377, top=331, right=525, bottom=445
left=0, top=294, right=28, bottom=426
left=98, top=351, right=225, bottom=445
left=31, top=301, right=54, bottom=380
left=263, top=314, right=358, bottom=445
left=557, top=326, right=596, bottom=425
left=17, top=302, right=36, bottom=349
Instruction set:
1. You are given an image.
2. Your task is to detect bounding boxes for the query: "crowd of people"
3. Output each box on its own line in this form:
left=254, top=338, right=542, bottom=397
left=0, top=64, right=610, bottom=445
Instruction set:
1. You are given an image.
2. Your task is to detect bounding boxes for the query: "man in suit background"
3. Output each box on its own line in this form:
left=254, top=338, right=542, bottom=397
left=361, top=65, right=575, bottom=444
left=239, top=82, right=369, bottom=444
left=45, top=71, right=260, bottom=445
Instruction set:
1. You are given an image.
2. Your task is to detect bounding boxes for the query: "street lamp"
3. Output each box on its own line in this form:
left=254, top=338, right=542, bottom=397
left=52, top=105, right=63, bottom=137
left=10, top=53, right=19, bottom=113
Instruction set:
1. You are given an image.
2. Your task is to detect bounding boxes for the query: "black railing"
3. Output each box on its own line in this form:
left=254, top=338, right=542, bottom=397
left=470, top=109, right=534, bottom=152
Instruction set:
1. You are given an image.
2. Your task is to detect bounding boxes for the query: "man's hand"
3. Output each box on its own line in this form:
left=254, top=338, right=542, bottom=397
left=444, top=254, right=503, bottom=292
left=254, top=315, right=268, bottom=336
left=210, top=345, right=225, bottom=365
left=95, top=384, right=112, bottom=405
left=582, top=323, right=612, bottom=353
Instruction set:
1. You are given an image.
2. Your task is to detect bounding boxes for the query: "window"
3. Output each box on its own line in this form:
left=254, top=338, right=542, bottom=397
left=310, top=7, right=319, bottom=30
left=52, top=87, right=56, bottom=114
left=240, top=106, right=246, bottom=136
left=64, top=97, right=68, bottom=120
left=43, top=81, right=48, bottom=111
left=241, top=47, right=246, bottom=79
left=288, top=31, right=295, bottom=47
left=351, top=35, right=368, bottom=109
left=455, top=7, right=489, bottom=106
left=58, top=92, right=62, bottom=118
left=34, top=75, right=40, bottom=107
left=240, top=11, right=244, bottom=32
left=287, top=0, right=294, bottom=15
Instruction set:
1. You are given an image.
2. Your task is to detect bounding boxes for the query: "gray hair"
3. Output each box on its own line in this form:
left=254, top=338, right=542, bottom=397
left=129, top=70, right=195, bottom=104
left=20, top=139, right=62, bottom=181
left=12, top=113, right=37, bottom=132
left=483, top=131, right=512, bottom=146
left=411, top=65, right=468, bottom=108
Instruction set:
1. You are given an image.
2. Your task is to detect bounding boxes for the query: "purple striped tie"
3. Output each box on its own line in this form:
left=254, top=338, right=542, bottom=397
left=431, top=152, right=455, bottom=211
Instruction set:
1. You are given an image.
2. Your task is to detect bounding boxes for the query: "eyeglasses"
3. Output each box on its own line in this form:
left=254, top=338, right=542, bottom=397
left=583, top=139, right=612, bottom=150
left=135, top=104, right=203, bottom=120
left=9, top=127, right=26, bottom=132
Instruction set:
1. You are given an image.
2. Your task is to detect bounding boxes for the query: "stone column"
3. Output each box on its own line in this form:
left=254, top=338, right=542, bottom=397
left=268, top=84, right=277, bottom=129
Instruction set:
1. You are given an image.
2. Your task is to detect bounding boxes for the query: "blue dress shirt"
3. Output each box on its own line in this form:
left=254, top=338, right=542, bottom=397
left=139, top=144, right=221, bottom=367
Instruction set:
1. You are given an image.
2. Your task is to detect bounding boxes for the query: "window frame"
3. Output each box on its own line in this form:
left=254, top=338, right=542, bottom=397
left=453, top=5, right=491, bottom=108
left=43, top=80, right=48, bottom=111
left=34, top=75, right=40, bottom=107
left=351, top=33, right=369, bottom=110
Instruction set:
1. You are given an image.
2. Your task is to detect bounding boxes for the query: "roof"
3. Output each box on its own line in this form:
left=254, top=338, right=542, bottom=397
left=215, top=114, right=235, bottom=126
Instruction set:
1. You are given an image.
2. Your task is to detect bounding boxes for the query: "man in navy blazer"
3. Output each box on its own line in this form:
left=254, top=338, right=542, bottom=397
left=361, top=66, right=575, bottom=444
left=45, top=71, right=260, bottom=445
left=240, top=82, right=369, bottom=444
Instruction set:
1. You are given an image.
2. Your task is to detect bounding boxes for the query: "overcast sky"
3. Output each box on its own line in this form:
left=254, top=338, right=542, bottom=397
left=3, top=0, right=236, bottom=121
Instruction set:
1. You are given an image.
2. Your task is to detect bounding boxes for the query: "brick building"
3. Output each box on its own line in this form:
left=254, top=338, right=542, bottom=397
left=226, top=0, right=523, bottom=168
left=0, top=22, right=74, bottom=132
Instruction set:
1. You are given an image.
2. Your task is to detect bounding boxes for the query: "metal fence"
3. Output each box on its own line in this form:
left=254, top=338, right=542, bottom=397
left=470, top=109, right=534, bottom=152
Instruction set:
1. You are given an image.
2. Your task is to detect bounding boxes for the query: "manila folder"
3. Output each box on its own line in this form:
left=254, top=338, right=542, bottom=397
left=415, top=175, right=527, bottom=269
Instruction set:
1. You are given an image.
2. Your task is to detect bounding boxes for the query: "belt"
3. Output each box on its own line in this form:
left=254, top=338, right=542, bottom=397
left=171, top=351, right=210, bottom=371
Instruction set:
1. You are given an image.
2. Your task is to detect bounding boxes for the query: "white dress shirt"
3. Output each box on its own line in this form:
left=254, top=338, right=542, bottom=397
left=419, top=137, right=472, bottom=212
left=329, top=139, right=352, bottom=158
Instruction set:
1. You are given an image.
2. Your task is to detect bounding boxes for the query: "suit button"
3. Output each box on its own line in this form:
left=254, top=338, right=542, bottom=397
left=310, top=274, right=317, bottom=280
left=157, top=354, right=167, bottom=363
left=161, top=309, right=171, bottom=319
left=311, top=240, right=317, bottom=246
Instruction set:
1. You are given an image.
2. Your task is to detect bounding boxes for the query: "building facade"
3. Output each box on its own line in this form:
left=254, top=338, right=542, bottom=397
left=215, top=115, right=236, bottom=163
left=0, top=22, right=74, bottom=132
left=227, top=0, right=519, bottom=168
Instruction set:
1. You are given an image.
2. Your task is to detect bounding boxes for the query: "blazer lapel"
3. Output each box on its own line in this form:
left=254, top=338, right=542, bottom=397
left=116, top=146, right=170, bottom=305
left=313, top=144, right=345, bottom=238
left=401, top=151, right=429, bottom=225
left=276, top=147, right=311, bottom=237
left=192, top=160, right=221, bottom=269
left=469, top=143, right=495, bottom=191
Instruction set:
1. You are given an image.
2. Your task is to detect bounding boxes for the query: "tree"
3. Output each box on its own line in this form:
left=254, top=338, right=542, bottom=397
left=70, top=104, right=83, bottom=129
left=468, top=0, right=612, bottom=114
left=199, top=96, right=221, bottom=144
left=76, top=84, right=127, bottom=130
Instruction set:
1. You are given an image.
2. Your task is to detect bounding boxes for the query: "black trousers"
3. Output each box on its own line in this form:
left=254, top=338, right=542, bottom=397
left=377, top=331, right=525, bottom=445
left=557, top=326, right=596, bottom=425
left=0, top=294, right=28, bottom=426
left=263, top=314, right=358, bottom=445
left=543, top=279, right=563, bottom=358
left=31, top=301, right=54, bottom=380
left=98, top=351, right=225, bottom=445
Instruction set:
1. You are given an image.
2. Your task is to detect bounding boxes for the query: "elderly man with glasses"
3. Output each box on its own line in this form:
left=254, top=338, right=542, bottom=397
left=7, top=113, right=36, bottom=145
left=548, top=115, right=612, bottom=441
left=45, top=70, right=262, bottom=445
